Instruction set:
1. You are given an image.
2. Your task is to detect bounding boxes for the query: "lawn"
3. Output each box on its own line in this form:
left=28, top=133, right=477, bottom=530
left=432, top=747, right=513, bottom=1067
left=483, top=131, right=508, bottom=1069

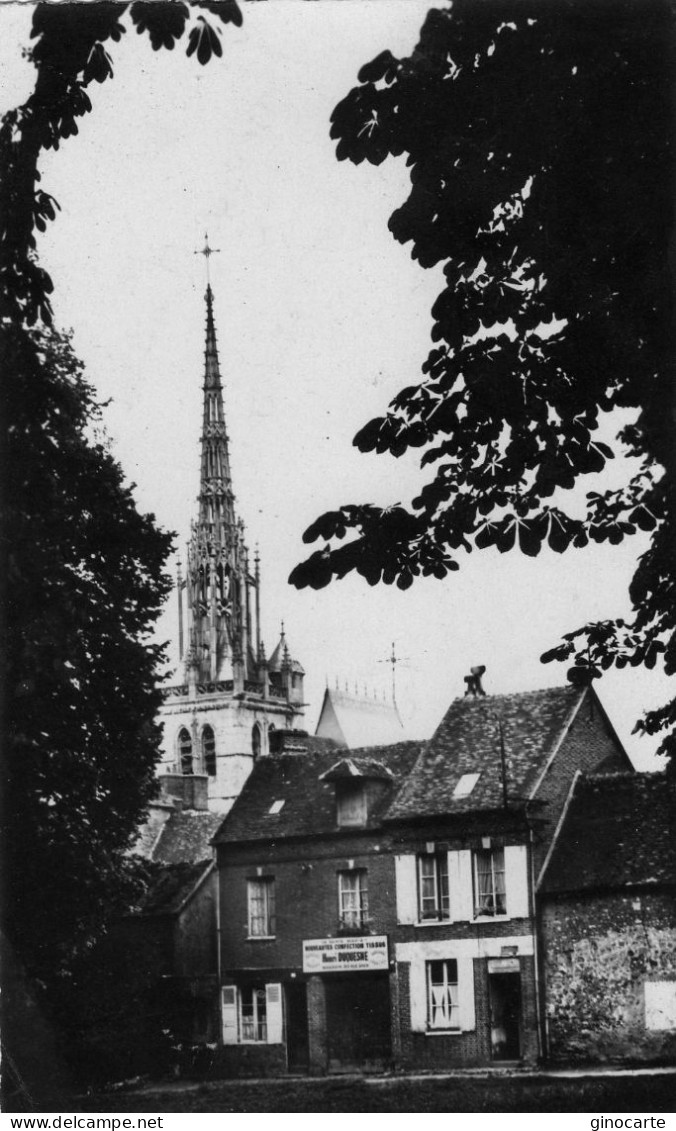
left=77, top=1072, right=676, bottom=1114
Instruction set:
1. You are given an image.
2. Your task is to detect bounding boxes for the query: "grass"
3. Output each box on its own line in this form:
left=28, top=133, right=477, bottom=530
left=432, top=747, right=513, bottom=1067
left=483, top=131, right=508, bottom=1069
left=74, top=1072, right=676, bottom=1114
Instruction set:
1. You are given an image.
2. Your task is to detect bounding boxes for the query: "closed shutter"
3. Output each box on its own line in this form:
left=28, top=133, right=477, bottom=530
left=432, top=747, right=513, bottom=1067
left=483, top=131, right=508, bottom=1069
left=266, top=982, right=284, bottom=1044
left=408, top=960, right=427, bottom=1032
left=504, top=844, right=530, bottom=919
left=395, top=854, right=418, bottom=924
left=457, top=957, right=476, bottom=1031
left=221, top=985, right=238, bottom=1045
left=448, top=849, right=473, bottom=922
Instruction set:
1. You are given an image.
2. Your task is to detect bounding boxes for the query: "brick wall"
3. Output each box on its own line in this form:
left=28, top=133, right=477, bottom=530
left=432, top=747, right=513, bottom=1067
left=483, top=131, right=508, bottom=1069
left=533, top=695, right=630, bottom=877
left=542, top=889, right=676, bottom=1064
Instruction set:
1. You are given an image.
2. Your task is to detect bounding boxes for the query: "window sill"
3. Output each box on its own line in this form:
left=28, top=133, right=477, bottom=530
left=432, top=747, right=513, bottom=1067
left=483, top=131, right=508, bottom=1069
left=414, top=919, right=452, bottom=928
left=425, top=1028, right=462, bottom=1037
left=246, top=935, right=276, bottom=941
left=472, top=915, right=510, bottom=924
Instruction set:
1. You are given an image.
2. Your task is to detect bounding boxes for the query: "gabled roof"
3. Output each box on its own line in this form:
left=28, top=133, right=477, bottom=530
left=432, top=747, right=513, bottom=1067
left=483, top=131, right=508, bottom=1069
left=319, top=757, right=394, bottom=782
left=151, top=809, right=222, bottom=865
left=315, top=687, right=405, bottom=749
left=540, top=771, right=675, bottom=894
left=215, top=740, right=421, bottom=844
left=134, top=861, right=214, bottom=918
left=387, top=686, right=584, bottom=821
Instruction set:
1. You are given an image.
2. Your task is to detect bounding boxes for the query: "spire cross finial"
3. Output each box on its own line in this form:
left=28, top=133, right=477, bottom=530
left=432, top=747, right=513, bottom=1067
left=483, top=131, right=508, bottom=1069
left=378, top=640, right=409, bottom=707
left=195, top=232, right=221, bottom=286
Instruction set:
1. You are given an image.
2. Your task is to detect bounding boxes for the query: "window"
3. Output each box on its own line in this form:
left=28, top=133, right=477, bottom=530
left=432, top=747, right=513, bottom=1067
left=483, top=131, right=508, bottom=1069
left=268, top=799, right=285, bottom=815
left=336, top=782, right=367, bottom=827
left=427, top=960, right=459, bottom=1030
left=247, top=878, right=275, bottom=937
left=252, top=723, right=261, bottom=759
left=453, top=772, right=481, bottom=798
left=240, top=984, right=267, bottom=1041
left=202, top=725, right=216, bottom=776
left=473, top=847, right=506, bottom=917
left=178, top=727, right=193, bottom=775
left=418, top=853, right=450, bottom=921
left=338, top=869, right=368, bottom=929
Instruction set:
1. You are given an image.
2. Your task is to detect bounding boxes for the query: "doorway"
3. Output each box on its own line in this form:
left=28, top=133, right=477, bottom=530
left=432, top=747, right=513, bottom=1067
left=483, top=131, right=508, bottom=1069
left=325, top=974, right=391, bottom=1070
left=489, top=972, right=521, bottom=1061
left=285, top=982, right=309, bottom=1071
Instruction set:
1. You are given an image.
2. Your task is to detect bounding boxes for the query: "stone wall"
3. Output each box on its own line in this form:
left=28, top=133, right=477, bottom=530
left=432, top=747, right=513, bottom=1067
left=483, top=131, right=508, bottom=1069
left=541, top=889, right=676, bottom=1064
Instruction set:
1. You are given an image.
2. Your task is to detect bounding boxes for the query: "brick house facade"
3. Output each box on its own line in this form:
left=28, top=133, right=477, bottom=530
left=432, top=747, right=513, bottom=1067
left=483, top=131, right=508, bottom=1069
left=213, top=684, right=633, bottom=1074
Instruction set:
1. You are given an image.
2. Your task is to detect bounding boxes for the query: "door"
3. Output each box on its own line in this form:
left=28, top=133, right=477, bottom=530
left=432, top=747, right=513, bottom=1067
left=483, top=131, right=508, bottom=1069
left=489, top=972, right=521, bottom=1060
left=285, top=982, right=309, bottom=1071
left=325, top=974, right=391, bottom=1069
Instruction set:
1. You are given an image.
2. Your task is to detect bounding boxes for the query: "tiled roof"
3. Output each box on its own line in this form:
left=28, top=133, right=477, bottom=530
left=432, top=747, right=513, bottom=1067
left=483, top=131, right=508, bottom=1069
left=215, top=741, right=421, bottom=844
left=387, top=686, right=583, bottom=821
left=315, top=687, right=405, bottom=748
left=540, top=771, right=675, bottom=894
left=134, top=862, right=213, bottom=917
left=151, top=809, right=222, bottom=865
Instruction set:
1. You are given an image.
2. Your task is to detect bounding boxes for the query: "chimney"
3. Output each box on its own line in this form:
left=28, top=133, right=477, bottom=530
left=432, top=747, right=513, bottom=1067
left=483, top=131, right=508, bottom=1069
left=464, top=665, right=487, bottom=698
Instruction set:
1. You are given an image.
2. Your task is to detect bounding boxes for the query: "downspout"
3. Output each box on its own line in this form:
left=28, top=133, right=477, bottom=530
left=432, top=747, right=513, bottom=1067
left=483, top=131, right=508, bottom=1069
left=529, top=820, right=546, bottom=1063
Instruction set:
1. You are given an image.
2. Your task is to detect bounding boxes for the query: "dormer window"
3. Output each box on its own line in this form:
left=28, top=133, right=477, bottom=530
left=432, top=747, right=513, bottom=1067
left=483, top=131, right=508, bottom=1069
left=336, top=781, right=367, bottom=827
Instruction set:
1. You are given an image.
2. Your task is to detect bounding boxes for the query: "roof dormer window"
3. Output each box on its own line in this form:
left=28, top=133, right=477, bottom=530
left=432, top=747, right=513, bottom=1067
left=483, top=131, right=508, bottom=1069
left=336, top=781, right=367, bottom=828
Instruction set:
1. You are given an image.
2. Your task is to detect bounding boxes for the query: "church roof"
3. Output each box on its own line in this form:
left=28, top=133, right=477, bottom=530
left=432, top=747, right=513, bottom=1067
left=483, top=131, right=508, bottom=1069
left=540, top=771, right=675, bottom=895
left=315, top=687, right=405, bottom=748
left=214, top=741, right=421, bottom=844
left=387, top=685, right=585, bottom=821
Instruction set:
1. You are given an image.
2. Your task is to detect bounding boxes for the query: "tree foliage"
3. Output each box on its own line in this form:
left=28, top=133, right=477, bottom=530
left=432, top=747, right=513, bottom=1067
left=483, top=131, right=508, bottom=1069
left=2, top=322, right=173, bottom=982
left=290, top=0, right=676, bottom=760
left=1, top=0, right=242, bottom=327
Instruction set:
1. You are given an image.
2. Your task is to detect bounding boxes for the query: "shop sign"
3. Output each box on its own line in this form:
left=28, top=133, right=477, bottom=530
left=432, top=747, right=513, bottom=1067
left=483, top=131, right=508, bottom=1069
left=302, top=935, right=388, bottom=973
left=487, top=957, right=520, bottom=973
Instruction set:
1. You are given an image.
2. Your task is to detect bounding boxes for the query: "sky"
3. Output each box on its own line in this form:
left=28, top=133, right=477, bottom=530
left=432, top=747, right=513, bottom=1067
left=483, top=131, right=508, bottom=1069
left=2, top=0, right=671, bottom=768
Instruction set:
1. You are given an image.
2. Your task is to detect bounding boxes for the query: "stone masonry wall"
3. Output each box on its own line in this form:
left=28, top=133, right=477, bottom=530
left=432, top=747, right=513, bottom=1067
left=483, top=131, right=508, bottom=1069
left=542, top=889, right=676, bottom=1064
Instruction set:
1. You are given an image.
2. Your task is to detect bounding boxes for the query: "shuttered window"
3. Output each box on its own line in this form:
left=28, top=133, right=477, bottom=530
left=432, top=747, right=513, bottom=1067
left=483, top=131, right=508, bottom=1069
left=427, top=960, right=460, bottom=1030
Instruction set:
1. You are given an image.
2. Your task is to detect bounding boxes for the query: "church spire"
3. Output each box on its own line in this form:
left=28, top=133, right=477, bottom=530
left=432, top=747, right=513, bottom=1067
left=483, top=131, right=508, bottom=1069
left=184, top=278, right=250, bottom=684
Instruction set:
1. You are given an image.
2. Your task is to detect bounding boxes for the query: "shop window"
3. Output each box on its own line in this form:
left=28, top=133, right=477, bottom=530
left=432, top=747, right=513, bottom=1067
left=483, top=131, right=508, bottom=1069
left=338, top=869, right=368, bottom=929
left=247, top=877, right=275, bottom=938
left=418, top=853, right=450, bottom=921
left=202, top=725, right=216, bottom=776
left=473, top=847, right=506, bottom=917
left=178, top=727, right=193, bottom=775
left=427, top=959, right=459, bottom=1031
left=240, top=985, right=268, bottom=1042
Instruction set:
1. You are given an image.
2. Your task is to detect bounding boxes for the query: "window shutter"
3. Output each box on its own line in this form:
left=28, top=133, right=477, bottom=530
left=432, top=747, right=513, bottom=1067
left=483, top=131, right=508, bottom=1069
left=395, top=854, right=418, bottom=924
left=457, top=957, right=476, bottom=1031
left=448, top=849, right=473, bottom=922
left=408, top=961, right=427, bottom=1032
left=265, top=982, right=284, bottom=1044
left=221, top=985, right=238, bottom=1045
left=504, top=844, right=530, bottom=919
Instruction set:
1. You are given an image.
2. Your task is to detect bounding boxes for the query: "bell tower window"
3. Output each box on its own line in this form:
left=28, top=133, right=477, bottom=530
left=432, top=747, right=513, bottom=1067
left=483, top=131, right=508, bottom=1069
left=202, top=725, right=217, bottom=777
left=252, top=723, right=261, bottom=760
left=178, top=727, right=193, bottom=775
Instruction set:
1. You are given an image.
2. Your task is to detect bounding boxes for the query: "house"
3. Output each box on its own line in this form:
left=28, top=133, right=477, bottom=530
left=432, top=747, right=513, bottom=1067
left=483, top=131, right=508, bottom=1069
left=119, top=775, right=223, bottom=1050
left=539, top=768, right=676, bottom=1065
left=213, top=681, right=632, bottom=1074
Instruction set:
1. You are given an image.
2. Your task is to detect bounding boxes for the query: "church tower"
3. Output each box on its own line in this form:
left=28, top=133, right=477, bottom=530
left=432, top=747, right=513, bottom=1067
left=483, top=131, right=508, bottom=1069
left=158, top=270, right=305, bottom=812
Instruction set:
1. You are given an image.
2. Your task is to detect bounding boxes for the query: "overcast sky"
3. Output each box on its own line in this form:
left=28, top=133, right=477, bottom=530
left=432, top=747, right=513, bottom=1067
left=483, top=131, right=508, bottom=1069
left=2, top=1, right=670, bottom=768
